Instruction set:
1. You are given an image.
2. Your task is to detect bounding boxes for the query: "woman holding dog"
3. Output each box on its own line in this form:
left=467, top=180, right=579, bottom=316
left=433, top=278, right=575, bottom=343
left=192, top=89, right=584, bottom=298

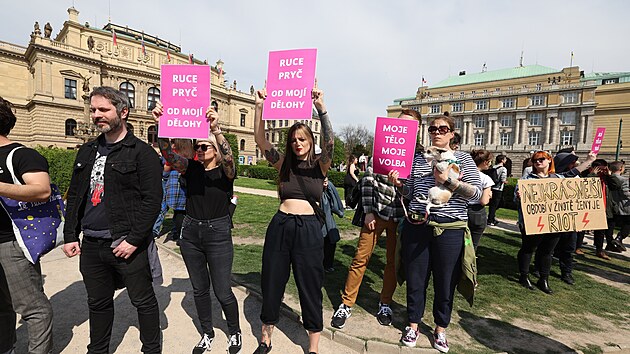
left=388, top=115, right=481, bottom=353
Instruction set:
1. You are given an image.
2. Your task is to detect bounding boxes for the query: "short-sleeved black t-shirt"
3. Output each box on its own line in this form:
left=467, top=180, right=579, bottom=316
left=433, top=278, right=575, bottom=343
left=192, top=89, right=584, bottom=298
left=183, top=160, right=233, bottom=220
left=0, top=143, right=49, bottom=244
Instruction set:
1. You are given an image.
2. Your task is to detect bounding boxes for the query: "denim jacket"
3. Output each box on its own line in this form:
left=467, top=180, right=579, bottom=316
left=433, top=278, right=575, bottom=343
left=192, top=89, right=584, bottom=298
left=63, top=132, right=163, bottom=246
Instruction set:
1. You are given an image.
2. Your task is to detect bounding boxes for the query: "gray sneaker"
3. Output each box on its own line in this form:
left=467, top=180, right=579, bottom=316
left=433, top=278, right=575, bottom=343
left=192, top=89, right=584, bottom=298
left=376, top=302, right=392, bottom=326
left=331, top=304, right=352, bottom=328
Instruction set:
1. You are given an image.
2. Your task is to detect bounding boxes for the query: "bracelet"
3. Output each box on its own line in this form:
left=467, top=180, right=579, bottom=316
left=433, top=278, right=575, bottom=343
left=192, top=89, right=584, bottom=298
left=211, top=129, right=223, bottom=135
left=318, top=110, right=327, bottom=117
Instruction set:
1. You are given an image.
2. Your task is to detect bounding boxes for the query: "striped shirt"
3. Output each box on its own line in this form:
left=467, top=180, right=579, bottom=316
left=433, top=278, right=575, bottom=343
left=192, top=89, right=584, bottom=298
left=404, top=150, right=482, bottom=221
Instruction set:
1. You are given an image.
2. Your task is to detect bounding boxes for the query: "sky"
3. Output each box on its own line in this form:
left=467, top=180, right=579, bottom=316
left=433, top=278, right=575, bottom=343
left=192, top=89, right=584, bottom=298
left=3, top=0, right=630, bottom=131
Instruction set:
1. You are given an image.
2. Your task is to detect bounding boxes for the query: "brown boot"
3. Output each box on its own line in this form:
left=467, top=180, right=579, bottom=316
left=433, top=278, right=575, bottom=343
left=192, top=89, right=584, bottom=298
left=596, top=251, right=610, bottom=260
left=575, top=248, right=585, bottom=255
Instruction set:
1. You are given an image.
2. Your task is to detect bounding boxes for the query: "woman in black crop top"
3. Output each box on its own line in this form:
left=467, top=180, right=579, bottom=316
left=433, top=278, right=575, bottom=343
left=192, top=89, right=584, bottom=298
left=152, top=102, right=243, bottom=354
left=252, top=81, right=334, bottom=354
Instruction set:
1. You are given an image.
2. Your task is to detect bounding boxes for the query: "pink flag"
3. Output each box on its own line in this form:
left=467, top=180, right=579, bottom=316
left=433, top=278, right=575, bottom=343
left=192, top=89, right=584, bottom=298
left=111, top=28, right=117, bottom=46
left=590, top=127, right=606, bottom=154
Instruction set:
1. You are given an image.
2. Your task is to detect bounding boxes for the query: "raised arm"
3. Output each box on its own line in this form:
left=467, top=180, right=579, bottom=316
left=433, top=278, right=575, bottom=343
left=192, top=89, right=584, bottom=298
left=313, top=79, right=333, bottom=175
left=152, top=101, right=188, bottom=174
left=253, top=88, right=284, bottom=171
left=207, top=107, right=235, bottom=179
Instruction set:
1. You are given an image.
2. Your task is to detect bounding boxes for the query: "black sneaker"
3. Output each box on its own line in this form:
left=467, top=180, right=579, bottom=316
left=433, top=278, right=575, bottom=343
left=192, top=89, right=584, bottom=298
left=253, top=342, right=271, bottom=354
left=376, top=302, right=393, bottom=326
left=193, top=333, right=214, bottom=354
left=228, top=331, right=242, bottom=354
left=612, top=239, right=627, bottom=252
left=331, top=304, right=351, bottom=329
left=560, top=273, right=575, bottom=285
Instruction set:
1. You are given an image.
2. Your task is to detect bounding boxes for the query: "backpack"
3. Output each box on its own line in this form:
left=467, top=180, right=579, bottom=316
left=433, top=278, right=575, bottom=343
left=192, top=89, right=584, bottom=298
left=483, top=167, right=501, bottom=185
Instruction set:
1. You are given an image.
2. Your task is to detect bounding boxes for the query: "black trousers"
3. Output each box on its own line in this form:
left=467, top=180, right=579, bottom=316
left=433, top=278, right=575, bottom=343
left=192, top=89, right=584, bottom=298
left=170, top=210, right=186, bottom=239
left=594, top=218, right=615, bottom=252
left=260, top=211, right=324, bottom=332
left=517, top=226, right=562, bottom=278
left=180, top=215, right=240, bottom=336
left=614, top=215, right=630, bottom=240
left=467, top=205, right=487, bottom=251
left=323, top=235, right=337, bottom=269
left=554, top=232, right=576, bottom=274
left=80, top=237, right=160, bottom=354
left=487, top=189, right=503, bottom=223
left=401, top=218, right=463, bottom=328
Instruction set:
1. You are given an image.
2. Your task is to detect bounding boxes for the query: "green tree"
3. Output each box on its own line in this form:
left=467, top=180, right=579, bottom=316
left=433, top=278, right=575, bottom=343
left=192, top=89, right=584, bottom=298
left=223, top=133, right=239, bottom=171
left=276, top=128, right=289, bottom=155
left=333, top=137, right=345, bottom=166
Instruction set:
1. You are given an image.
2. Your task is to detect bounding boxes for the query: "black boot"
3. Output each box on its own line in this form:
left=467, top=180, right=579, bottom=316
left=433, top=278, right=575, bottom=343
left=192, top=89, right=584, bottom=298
left=519, top=273, right=534, bottom=290
left=537, top=277, right=553, bottom=294
left=612, top=237, right=626, bottom=252
left=560, top=272, right=574, bottom=285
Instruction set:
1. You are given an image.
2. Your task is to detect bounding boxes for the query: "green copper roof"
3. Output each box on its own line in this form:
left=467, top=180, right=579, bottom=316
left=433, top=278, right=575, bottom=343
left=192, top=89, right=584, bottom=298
left=430, top=65, right=560, bottom=89
left=581, top=71, right=630, bottom=82
left=393, top=96, right=417, bottom=103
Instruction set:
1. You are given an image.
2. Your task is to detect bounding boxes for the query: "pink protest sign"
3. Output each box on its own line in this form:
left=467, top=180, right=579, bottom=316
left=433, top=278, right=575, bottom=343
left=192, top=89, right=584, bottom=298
left=590, top=127, right=606, bottom=154
left=372, top=117, right=419, bottom=178
left=263, top=49, right=317, bottom=120
left=159, top=65, right=210, bottom=139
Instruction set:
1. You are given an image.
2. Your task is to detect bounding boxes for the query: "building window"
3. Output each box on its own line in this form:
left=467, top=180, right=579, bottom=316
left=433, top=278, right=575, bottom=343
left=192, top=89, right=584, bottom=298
left=430, top=104, right=441, bottom=114
left=502, top=98, right=515, bottom=108
left=271, top=120, right=276, bottom=128
left=528, top=131, right=540, bottom=145
left=315, top=122, right=318, bottom=131
left=474, top=116, right=486, bottom=128
left=561, top=131, right=574, bottom=146
left=240, top=139, right=245, bottom=151
left=65, top=79, right=77, bottom=99
left=147, top=87, right=160, bottom=110
left=560, top=111, right=576, bottom=125
left=126, top=122, right=134, bottom=135
left=530, top=95, right=545, bottom=106
left=529, top=112, right=542, bottom=126
left=147, top=125, right=157, bottom=144
left=475, top=100, right=488, bottom=110
left=65, top=118, right=77, bottom=136
left=271, top=132, right=275, bottom=142
left=563, top=92, right=579, bottom=104
left=500, top=133, right=511, bottom=145
left=451, top=102, right=463, bottom=112
left=265, top=133, right=269, bottom=141
left=603, top=78, right=619, bottom=85
left=240, top=113, right=246, bottom=127
left=285, top=119, right=289, bottom=126
left=474, top=133, right=484, bottom=146
left=119, top=82, right=135, bottom=108
left=454, top=118, right=462, bottom=130
left=500, top=115, right=512, bottom=127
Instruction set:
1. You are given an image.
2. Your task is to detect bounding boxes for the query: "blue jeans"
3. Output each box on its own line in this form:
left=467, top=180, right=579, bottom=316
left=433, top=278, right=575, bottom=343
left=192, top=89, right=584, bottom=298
left=179, top=215, right=240, bottom=335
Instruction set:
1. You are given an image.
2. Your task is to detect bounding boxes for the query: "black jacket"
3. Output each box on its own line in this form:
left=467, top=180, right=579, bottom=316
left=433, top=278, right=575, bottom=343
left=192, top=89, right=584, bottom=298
left=63, top=132, right=163, bottom=246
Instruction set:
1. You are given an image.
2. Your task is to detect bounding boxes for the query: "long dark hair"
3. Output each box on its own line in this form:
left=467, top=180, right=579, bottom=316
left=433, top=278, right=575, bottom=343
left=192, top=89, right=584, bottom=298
left=279, top=122, right=317, bottom=182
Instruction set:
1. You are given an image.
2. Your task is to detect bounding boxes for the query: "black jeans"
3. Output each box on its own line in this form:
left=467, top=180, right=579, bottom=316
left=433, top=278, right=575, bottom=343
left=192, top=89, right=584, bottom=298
left=401, top=218, right=464, bottom=328
left=594, top=218, right=615, bottom=252
left=467, top=205, right=487, bottom=251
left=517, top=226, right=562, bottom=278
left=554, top=232, right=576, bottom=275
left=487, top=189, right=503, bottom=223
left=323, top=235, right=337, bottom=269
left=179, top=215, right=240, bottom=336
left=79, top=237, right=160, bottom=354
left=170, top=210, right=186, bottom=239
left=614, top=215, right=630, bottom=240
left=261, top=211, right=324, bottom=332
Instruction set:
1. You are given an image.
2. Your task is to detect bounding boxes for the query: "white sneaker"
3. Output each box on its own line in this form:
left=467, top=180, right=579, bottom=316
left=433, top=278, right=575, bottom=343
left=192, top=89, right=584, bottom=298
left=433, top=330, right=449, bottom=353
left=400, top=326, right=419, bottom=347
left=192, top=333, right=213, bottom=353
left=227, top=331, right=242, bottom=354
left=331, top=304, right=352, bottom=328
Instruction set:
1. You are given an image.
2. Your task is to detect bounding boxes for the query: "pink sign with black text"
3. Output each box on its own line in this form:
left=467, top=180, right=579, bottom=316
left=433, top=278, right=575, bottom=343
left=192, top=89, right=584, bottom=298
left=263, top=48, right=317, bottom=120
left=590, top=127, right=606, bottom=154
left=159, top=64, right=210, bottom=139
left=372, top=117, right=419, bottom=178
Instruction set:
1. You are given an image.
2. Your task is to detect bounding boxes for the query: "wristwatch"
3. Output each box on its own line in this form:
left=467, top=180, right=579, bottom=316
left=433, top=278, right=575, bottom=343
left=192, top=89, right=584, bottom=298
left=443, top=177, right=453, bottom=187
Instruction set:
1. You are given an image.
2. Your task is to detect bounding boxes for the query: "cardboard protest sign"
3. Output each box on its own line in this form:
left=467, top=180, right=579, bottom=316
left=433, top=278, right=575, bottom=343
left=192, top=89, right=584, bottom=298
left=372, top=117, right=419, bottom=178
left=159, top=65, right=211, bottom=139
left=518, top=177, right=607, bottom=235
left=591, top=127, right=605, bottom=154
left=263, top=48, right=317, bottom=120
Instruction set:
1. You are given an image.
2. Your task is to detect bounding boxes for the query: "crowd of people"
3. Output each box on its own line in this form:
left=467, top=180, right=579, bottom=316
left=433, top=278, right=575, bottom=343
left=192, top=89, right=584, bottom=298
left=0, top=87, right=628, bottom=354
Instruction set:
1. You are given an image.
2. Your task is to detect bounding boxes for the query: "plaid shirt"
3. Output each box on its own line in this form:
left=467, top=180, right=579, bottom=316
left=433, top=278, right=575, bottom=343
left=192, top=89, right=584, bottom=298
left=165, top=170, right=186, bottom=210
left=361, top=172, right=404, bottom=221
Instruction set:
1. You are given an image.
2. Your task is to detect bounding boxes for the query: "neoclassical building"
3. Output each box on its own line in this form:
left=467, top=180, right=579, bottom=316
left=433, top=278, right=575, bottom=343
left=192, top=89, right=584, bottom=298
left=0, top=6, right=261, bottom=164
left=387, top=64, right=630, bottom=168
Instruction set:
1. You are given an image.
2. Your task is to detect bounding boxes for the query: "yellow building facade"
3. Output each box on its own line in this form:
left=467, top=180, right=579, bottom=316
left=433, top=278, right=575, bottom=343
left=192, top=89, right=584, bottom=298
left=0, top=7, right=261, bottom=164
left=387, top=65, right=630, bottom=170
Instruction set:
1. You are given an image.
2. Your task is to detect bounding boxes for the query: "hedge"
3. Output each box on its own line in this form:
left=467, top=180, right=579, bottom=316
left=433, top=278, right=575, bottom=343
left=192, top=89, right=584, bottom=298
left=34, top=146, right=77, bottom=194
left=237, top=165, right=361, bottom=188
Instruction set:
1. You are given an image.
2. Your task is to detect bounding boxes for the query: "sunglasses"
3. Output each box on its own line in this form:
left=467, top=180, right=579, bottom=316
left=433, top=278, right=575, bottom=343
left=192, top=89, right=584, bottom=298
left=194, top=144, right=214, bottom=152
left=428, top=125, right=452, bottom=135
left=532, top=158, right=547, bottom=163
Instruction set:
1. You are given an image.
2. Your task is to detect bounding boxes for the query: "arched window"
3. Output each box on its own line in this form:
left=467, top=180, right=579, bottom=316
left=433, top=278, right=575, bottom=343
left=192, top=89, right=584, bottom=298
left=126, top=122, right=134, bottom=135
left=147, top=125, right=158, bottom=145
left=240, top=139, right=245, bottom=151
left=65, top=118, right=77, bottom=136
left=119, top=82, right=135, bottom=108
left=147, top=87, right=160, bottom=111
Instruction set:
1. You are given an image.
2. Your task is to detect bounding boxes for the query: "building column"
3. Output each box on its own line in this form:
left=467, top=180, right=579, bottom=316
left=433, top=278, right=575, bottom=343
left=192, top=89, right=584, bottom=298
left=578, top=115, right=586, bottom=144
left=488, top=114, right=498, bottom=146
left=544, top=115, right=552, bottom=144
left=514, top=117, right=521, bottom=145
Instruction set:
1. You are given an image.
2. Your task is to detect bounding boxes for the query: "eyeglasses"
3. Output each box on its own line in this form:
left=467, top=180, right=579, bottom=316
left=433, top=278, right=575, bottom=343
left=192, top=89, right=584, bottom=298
left=533, top=158, right=547, bottom=163
left=194, top=144, right=214, bottom=152
left=428, top=125, right=452, bottom=135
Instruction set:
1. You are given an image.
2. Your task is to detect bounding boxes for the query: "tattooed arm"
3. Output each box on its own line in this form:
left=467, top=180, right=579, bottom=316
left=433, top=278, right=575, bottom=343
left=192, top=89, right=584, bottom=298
left=206, top=107, right=236, bottom=179
left=152, top=101, right=189, bottom=174
left=253, top=88, right=284, bottom=171
left=313, top=80, right=333, bottom=175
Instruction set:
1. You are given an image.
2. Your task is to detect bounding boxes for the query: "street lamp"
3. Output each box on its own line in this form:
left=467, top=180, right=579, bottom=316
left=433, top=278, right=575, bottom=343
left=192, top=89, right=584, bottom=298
left=616, top=118, right=623, bottom=160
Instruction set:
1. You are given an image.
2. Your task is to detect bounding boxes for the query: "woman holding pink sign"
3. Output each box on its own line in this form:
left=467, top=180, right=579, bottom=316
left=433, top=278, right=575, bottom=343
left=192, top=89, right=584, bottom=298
left=252, top=80, right=333, bottom=354
left=388, top=114, right=481, bottom=353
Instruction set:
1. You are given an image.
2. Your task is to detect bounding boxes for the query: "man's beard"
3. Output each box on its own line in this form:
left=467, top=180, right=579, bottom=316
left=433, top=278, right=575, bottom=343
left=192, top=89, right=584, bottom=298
left=95, top=116, right=123, bottom=133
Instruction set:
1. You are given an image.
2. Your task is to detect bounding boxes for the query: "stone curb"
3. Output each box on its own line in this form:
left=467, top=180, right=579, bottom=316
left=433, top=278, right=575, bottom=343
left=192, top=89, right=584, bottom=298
left=155, top=240, right=630, bottom=354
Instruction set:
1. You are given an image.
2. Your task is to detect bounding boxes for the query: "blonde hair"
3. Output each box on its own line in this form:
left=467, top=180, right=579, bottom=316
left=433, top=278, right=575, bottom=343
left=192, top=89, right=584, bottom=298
left=196, top=134, right=222, bottom=163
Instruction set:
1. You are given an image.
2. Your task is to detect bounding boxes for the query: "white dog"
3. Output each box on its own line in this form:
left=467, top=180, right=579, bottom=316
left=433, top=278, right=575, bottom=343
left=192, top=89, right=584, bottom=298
left=423, top=146, right=461, bottom=215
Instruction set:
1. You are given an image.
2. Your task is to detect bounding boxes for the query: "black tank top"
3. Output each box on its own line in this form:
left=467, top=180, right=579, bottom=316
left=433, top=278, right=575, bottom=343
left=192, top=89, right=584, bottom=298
left=279, top=160, right=325, bottom=203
